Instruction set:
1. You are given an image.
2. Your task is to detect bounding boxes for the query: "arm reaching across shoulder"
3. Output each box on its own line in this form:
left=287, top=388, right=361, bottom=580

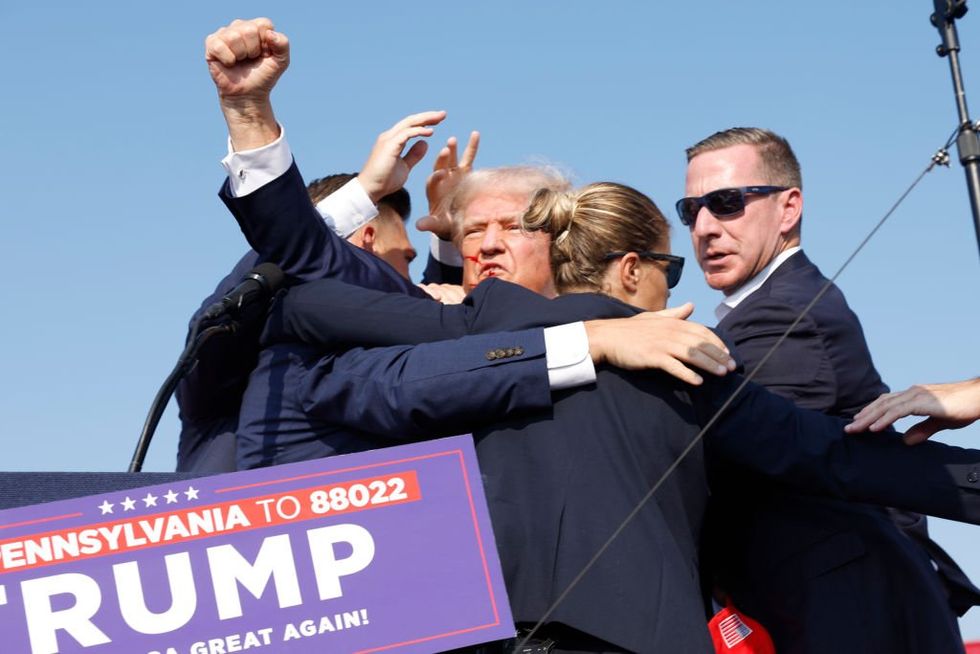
left=296, top=298, right=739, bottom=437
left=696, top=374, right=980, bottom=526
left=268, top=278, right=736, bottom=383
left=585, top=306, right=737, bottom=386
left=417, top=283, right=467, bottom=304
left=207, top=20, right=443, bottom=289
left=301, top=329, right=553, bottom=437
left=845, top=378, right=980, bottom=444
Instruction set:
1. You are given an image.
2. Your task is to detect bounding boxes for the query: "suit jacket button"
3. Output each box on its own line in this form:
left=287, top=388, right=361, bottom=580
left=968, top=471, right=979, bottom=483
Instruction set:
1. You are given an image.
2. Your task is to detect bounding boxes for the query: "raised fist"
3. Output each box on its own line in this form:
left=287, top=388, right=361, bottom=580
left=205, top=18, right=289, bottom=102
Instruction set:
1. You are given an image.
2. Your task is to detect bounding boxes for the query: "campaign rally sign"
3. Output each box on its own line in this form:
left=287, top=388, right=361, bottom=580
left=0, top=435, right=513, bottom=653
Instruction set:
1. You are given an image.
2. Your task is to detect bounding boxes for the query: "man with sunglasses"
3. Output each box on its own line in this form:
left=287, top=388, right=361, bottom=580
left=678, top=127, right=979, bottom=653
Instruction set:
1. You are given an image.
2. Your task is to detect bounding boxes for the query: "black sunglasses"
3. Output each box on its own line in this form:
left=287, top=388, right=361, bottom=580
left=675, top=186, right=787, bottom=227
left=603, top=251, right=684, bottom=289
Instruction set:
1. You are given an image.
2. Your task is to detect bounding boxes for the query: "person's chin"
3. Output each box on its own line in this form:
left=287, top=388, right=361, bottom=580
left=704, top=269, right=738, bottom=292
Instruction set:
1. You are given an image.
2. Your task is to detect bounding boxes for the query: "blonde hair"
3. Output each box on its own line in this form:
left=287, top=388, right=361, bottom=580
left=449, top=165, right=570, bottom=245
left=520, top=182, right=670, bottom=293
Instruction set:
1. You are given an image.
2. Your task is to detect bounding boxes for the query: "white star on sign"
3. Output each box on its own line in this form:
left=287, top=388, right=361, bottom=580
left=98, top=500, right=114, bottom=515
left=142, top=493, right=158, bottom=508
left=164, top=489, right=179, bottom=504
left=121, top=497, right=137, bottom=511
left=184, top=486, right=199, bottom=501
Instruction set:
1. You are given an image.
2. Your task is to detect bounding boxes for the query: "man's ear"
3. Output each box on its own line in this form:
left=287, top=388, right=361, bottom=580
left=779, top=188, right=803, bottom=237
left=360, top=224, right=377, bottom=254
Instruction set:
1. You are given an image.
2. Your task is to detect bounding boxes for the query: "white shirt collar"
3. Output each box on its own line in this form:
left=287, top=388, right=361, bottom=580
left=714, top=246, right=802, bottom=322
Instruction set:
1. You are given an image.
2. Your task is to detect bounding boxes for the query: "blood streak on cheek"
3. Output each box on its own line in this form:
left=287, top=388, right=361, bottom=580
left=464, top=255, right=479, bottom=263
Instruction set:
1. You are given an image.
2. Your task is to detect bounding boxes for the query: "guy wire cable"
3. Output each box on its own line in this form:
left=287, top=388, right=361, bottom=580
left=513, top=125, right=961, bottom=653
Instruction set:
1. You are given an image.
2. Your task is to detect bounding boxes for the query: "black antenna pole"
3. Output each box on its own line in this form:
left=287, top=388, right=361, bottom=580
left=932, top=0, right=980, bottom=257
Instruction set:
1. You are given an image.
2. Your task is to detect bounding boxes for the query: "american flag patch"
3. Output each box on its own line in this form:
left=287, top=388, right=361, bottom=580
left=719, top=612, right=753, bottom=648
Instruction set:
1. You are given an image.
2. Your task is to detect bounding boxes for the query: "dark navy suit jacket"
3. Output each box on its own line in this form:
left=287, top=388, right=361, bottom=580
left=707, top=250, right=977, bottom=653
left=175, top=162, right=426, bottom=472
left=267, top=276, right=980, bottom=653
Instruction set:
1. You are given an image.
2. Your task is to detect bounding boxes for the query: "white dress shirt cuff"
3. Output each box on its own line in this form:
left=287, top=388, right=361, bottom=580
left=430, top=233, right=464, bottom=267
left=544, top=322, right=596, bottom=390
left=316, top=178, right=379, bottom=238
left=220, top=124, right=292, bottom=197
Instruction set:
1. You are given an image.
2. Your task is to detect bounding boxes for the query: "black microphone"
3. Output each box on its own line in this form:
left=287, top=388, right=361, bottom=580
left=201, top=262, right=286, bottom=321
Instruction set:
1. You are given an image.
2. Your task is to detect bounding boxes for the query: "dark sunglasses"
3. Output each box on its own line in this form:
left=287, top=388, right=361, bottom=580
left=603, top=251, right=684, bottom=289
left=674, top=186, right=787, bottom=227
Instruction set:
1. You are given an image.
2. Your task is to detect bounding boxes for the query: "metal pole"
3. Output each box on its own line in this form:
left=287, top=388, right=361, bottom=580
left=932, top=0, right=980, bottom=257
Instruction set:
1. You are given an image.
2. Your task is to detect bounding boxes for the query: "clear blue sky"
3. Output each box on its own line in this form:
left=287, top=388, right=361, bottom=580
left=3, top=0, right=979, bottom=638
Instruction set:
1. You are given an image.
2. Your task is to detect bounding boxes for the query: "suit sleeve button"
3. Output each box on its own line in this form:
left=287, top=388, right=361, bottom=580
left=968, top=471, right=979, bottom=483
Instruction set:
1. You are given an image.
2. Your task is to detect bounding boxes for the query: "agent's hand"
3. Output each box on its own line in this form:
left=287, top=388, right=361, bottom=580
left=417, top=283, right=467, bottom=304
left=845, top=378, right=980, bottom=444
left=584, top=306, right=737, bottom=386
left=358, top=111, right=447, bottom=204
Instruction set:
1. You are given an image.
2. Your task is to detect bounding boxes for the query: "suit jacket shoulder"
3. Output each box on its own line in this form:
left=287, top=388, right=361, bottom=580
left=719, top=250, right=887, bottom=416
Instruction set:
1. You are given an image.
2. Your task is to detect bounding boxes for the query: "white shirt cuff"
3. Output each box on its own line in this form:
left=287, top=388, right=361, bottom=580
left=316, top=178, right=379, bottom=238
left=430, top=233, right=464, bottom=267
left=220, top=123, right=293, bottom=197
left=544, top=322, right=596, bottom=390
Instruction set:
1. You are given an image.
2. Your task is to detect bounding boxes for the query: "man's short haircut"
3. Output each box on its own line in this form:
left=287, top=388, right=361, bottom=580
left=307, top=173, right=411, bottom=222
left=448, top=165, right=571, bottom=244
left=686, top=127, right=803, bottom=190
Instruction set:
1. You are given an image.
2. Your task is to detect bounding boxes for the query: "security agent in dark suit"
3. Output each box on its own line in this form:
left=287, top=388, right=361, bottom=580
left=227, top=160, right=744, bottom=469
left=192, top=22, right=979, bottom=649
left=679, top=127, right=978, bottom=652
left=176, top=18, right=447, bottom=472
left=175, top=173, right=421, bottom=472
left=269, top=277, right=980, bottom=653
left=186, top=18, right=644, bottom=472
left=261, top=181, right=980, bottom=652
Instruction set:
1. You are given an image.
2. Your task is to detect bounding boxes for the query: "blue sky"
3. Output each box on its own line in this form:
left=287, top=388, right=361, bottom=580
left=3, top=0, right=979, bottom=638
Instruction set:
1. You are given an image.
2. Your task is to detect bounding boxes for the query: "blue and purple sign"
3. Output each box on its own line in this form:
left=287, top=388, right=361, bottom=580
left=0, top=435, right=514, bottom=653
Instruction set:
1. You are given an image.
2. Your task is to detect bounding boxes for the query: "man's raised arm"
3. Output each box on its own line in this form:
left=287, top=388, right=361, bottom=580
left=206, top=17, right=286, bottom=152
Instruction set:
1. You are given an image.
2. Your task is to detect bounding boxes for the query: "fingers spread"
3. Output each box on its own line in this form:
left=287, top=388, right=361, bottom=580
left=390, top=110, right=446, bottom=134
left=658, top=357, right=703, bottom=386
left=445, top=136, right=459, bottom=169
left=403, top=140, right=429, bottom=170
left=432, top=144, right=452, bottom=172
left=459, top=131, right=481, bottom=169
left=903, top=417, right=941, bottom=445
